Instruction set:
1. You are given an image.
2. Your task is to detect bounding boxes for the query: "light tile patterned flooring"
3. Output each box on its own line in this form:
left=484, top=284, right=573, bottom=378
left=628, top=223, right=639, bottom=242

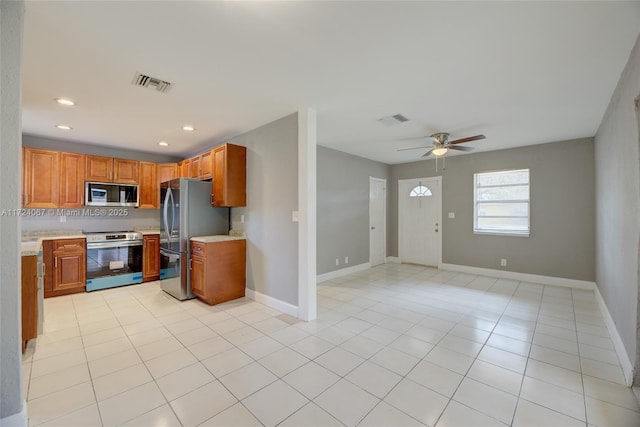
left=23, top=264, right=640, bottom=426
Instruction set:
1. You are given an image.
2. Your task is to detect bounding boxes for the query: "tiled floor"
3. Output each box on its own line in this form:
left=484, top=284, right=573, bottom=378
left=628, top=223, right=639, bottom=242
left=23, top=264, right=640, bottom=426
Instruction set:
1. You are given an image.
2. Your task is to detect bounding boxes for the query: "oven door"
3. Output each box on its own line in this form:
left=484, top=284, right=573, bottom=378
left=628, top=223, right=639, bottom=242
left=86, top=242, right=143, bottom=291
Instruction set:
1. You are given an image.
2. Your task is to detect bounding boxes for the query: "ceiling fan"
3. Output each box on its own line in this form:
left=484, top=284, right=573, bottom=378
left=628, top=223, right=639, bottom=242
left=398, top=132, right=486, bottom=157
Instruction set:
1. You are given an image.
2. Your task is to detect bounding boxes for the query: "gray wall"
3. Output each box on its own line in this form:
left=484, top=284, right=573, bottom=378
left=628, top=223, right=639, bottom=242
left=1, top=0, right=25, bottom=420
left=317, top=146, right=390, bottom=275
left=390, top=138, right=595, bottom=281
left=594, top=33, right=640, bottom=384
left=23, top=134, right=182, bottom=163
left=215, top=114, right=299, bottom=306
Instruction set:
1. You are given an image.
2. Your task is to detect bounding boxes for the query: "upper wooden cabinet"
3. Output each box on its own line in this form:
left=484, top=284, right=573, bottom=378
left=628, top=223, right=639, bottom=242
left=59, top=152, right=85, bottom=208
left=85, top=155, right=112, bottom=182
left=23, top=148, right=59, bottom=208
left=114, top=158, right=139, bottom=184
left=138, top=161, right=158, bottom=209
left=85, top=155, right=139, bottom=184
left=180, top=159, right=191, bottom=178
left=158, top=163, right=178, bottom=184
left=212, top=143, right=246, bottom=207
left=188, top=150, right=213, bottom=180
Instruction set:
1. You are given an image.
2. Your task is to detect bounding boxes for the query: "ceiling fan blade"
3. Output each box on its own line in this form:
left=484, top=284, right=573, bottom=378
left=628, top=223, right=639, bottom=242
left=448, top=134, right=486, bottom=145
left=421, top=148, right=435, bottom=157
left=447, top=145, right=474, bottom=152
left=397, top=146, right=431, bottom=152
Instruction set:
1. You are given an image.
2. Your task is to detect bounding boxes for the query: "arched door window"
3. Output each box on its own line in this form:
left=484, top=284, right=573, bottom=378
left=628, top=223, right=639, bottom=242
left=409, top=185, right=432, bottom=197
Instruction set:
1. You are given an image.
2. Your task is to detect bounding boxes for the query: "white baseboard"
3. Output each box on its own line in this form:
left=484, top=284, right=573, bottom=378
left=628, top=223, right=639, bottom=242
left=245, top=288, right=298, bottom=318
left=439, top=263, right=596, bottom=290
left=594, top=286, right=634, bottom=386
left=385, top=256, right=401, bottom=264
left=0, top=401, right=27, bottom=427
left=316, top=262, right=371, bottom=283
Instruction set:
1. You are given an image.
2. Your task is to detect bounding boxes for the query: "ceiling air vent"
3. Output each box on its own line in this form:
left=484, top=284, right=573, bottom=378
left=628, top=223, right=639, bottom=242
left=133, top=73, right=172, bottom=93
left=378, top=114, right=409, bottom=126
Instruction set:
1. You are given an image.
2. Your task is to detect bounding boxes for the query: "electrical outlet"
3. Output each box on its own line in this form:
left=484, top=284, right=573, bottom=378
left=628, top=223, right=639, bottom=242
left=448, top=212, right=455, bottom=219
left=501, top=259, right=507, bottom=267
left=292, top=211, right=299, bottom=222
left=345, top=256, right=349, bottom=264
left=240, top=214, right=245, bottom=223
left=59, top=215, right=66, bottom=223
left=335, top=258, right=340, bottom=266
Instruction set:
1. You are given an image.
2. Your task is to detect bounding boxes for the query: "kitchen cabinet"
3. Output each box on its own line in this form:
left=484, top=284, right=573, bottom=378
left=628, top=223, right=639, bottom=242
left=138, top=162, right=158, bottom=209
left=189, top=150, right=213, bottom=180
left=21, top=255, right=38, bottom=351
left=212, top=143, right=246, bottom=207
left=59, top=152, right=85, bottom=208
left=113, top=158, right=139, bottom=184
left=86, top=155, right=139, bottom=184
left=23, top=148, right=58, bottom=208
left=158, top=163, right=178, bottom=184
left=85, top=155, right=113, bottom=182
left=142, top=234, right=160, bottom=282
left=179, top=159, right=191, bottom=178
left=190, top=156, right=200, bottom=179
left=190, top=239, right=246, bottom=305
left=44, top=238, right=86, bottom=298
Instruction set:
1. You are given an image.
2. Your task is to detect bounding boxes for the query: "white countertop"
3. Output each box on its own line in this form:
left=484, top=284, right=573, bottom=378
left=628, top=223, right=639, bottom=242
left=191, top=235, right=246, bottom=243
left=138, top=230, right=160, bottom=235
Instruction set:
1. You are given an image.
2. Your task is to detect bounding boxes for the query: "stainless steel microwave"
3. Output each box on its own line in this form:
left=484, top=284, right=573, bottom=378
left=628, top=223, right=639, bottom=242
left=85, top=182, right=139, bottom=207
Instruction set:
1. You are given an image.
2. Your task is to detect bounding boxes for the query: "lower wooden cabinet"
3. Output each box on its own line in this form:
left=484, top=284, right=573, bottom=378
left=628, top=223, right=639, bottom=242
left=190, top=239, right=246, bottom=305
left=44, top=238, right=86, bottom=298
left=21, top=255, right=38, bottom=351
left=142, top=234, right=160, bottom=282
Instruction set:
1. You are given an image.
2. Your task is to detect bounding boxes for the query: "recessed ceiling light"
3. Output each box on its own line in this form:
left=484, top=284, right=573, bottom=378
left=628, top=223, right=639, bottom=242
left=55, top=125, right=72, bottom=130
left=182, top=125, right=195, bottom=132
left=158, top=141, right=169, bottom=146
left=55, top=98, right=76, bottom=106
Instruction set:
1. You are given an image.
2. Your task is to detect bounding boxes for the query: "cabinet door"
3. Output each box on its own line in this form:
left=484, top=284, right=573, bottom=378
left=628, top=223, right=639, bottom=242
left=113, top=158, right=139, bottom=184
left=143, top=234, right=160, bottom=281
left=138, top=162, right=158, bottom=209
left=190, top=156, right=201, bottom=179
left=23, top=148, right=58, bottom=208
left=86, top=155, right=113, bottom=182
left=200, top=150, right=213, bottom=180
left=53, top=252, right=85, bottom=292
left=180, top=159, right=191, bottom=178
left=59, top=152, right=85, bottom=208
left=190, top=255, right=206, bottom=298
left=158, top=163, right=178, bottom=184
left=212, top=144, right=246, bottom=207
left=21, top=255, right=38, bottom=350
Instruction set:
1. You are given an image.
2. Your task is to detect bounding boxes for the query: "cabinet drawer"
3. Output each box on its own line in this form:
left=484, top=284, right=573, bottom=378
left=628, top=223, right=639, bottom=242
left=191, top=242, right=206, bottom=257
left=53, top=239, right=85, bottom=252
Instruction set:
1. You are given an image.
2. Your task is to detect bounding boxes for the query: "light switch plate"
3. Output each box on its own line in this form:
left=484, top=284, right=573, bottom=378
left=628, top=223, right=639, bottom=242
left=292, top=211, right=299, bottom=222
left=448, top=212, right=455, bottom=219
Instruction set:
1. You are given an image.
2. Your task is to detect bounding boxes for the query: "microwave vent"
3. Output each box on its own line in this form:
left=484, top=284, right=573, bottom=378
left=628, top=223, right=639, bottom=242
left=133, top=72, right=172, bottom=93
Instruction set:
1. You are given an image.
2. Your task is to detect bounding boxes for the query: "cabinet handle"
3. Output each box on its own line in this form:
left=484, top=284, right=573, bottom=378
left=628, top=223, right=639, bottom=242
left=55, top=258, right=57, bottom=268
left=189, top=259, right=192, bottom=270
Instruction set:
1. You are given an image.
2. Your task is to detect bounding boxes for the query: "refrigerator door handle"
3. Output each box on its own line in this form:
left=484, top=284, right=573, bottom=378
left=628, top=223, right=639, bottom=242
left=168, top=188, right=176, bottom=240
left=163, top=187, right=171, bottom=242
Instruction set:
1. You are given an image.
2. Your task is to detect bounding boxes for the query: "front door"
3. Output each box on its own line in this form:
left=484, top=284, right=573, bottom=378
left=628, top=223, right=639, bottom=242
left=398, top=177, right=441, bottom=267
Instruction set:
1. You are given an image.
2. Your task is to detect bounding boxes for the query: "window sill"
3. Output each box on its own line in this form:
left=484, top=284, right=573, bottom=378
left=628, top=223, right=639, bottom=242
left=473, top=230, right=530, bottom=237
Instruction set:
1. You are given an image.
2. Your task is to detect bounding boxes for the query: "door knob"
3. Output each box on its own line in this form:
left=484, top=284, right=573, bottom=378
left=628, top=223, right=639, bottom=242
left=371, top=226, right=375, bottom=230
left=435, top=229, right=439, bottom=233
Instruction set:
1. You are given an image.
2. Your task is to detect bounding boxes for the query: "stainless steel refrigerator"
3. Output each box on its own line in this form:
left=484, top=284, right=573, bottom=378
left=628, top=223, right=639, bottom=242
left=160, top=178, right=229, bottom=300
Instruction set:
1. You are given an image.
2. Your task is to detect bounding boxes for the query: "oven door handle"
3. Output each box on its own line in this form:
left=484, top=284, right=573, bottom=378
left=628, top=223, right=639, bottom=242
left=87, top=241, right=143, bottom=249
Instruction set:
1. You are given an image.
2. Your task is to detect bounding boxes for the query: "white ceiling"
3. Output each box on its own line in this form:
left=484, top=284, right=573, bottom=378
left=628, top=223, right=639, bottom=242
left=22, top=1, right=640, bottom=164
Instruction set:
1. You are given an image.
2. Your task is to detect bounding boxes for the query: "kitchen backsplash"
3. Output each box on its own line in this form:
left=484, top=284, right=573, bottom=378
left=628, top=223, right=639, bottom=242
left=21, top=208, right=160, bottom=232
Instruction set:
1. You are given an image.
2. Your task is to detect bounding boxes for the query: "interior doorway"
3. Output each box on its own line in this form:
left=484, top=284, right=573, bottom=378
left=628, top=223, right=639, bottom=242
left=369, top=177, right=386, bottom=267
left=398, top=176, right=442, bottom=267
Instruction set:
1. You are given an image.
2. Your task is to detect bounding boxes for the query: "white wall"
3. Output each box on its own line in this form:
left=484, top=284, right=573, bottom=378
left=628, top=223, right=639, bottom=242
left=594, top=33, right=640, bottom=385
left=0, top=0, right=25, bottom=422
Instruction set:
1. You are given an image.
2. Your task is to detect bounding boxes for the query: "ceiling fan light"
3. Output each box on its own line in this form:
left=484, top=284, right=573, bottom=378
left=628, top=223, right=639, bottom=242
left=432, top=147, right=448, bottom=156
